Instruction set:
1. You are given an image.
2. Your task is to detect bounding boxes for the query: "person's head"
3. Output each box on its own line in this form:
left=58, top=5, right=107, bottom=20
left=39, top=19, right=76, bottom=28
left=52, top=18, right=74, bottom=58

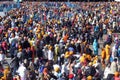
left=114, top=58, right=117, bottom=62
left=68, top=74, right=74, bottom=80
left=87, top=76, right=92, bottom=80
left=88, top=62, right=93, bottom=67
left=94, top=39, right=97, bottom=42
left=114, top=72, right=119, bottom=77
left=106, top=62, right=111, bottom=67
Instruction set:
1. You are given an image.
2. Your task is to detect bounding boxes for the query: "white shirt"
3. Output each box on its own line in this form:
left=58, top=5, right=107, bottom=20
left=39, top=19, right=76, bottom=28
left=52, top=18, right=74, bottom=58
left=9, top=37, right=14, bottom=44
left=104, top=67, right=111, bottom=79
left=48, top=50, right=53, bottom=60
left=0, top=54, right=5, bottom=61
left=112, top=45, right=116, bottom=59
left=17, top=52, right=22, bottom=59
left=17, top=64, right=27, bottom=78
left=42, top=48, right=48, bottom=59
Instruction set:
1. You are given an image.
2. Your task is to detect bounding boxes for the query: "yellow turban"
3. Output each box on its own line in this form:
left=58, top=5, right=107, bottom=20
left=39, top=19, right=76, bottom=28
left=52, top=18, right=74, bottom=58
left=114, top=72, right=119, bottom=77
left=54, top=67, right=60, bottom=72
left=69, top=51, right=74, bottom=55
left=37, top=34, right=42, bottom=40
left=65, top=51, right=70, bottom=58
left=87, top=76, right=92, bottom=80
left=48, top=46, right=53, bottom=50
left=19, top=48, right=22, bottom=52
left=80, top=56, right=85, bottom=63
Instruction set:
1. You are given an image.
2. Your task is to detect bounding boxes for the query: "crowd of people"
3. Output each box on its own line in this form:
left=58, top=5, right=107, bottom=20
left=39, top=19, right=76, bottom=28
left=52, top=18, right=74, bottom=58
left=0, top=2, right=120, bottom=80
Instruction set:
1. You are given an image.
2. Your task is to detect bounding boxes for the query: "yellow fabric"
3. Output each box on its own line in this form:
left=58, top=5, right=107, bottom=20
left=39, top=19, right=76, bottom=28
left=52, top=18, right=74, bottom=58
left=114, top=72, right=119, bottom=77
left=105, top=45, right=110, bottom=55
left=30, top=30, right=33, bottom=32
left=110, top=10, right=113, bottom=14
left=69, top=51, right=74, bottom=55
left=55, top=46, right=60, bottom=55
left=1, top=68, right=10, bottom=80
left=105, top=45, right=110, bottom=60
left=54, top=67, right=60, bottom=72
left=65, top=51, right=70, bottom=58
left=93, top=59, right=97, bottom=64
left=54, top=46, right=59, bottom=61
left=41, top=31, right=45, bottom=35
left=36, top=29, right=40, bottom=33
left=86, top=54, right=91, bottom=60
left=87, top=76, right=92, bottom=80
left=80, top=56, right=85, bottom=63
left=89, top=62, right=93, bottom=66
left=29, top=40, right=33, bottom=46
left=106, top=55, right=110, bottom=61
left=101, top=48, right=106, bottom=59
left=19, top=48, right=22, bottom=52
left=5, top=33, right=8, bottom=37
left=37, top=34, right=42, bottom=40
left=49, top=46, right=53, bottom=50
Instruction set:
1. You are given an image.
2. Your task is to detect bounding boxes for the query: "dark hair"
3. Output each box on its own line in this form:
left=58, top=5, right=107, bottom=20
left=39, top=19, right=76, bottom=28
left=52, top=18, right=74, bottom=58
left=114, top=58, right=117, bottom=62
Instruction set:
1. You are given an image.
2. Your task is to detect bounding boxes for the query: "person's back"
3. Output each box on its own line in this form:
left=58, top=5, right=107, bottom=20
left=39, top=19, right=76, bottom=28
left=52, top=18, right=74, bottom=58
left=17, top=63, right=27, bottom=80
left=103, top=63, right=111, bottom=79
left=110, top=59, right=118, bottom=74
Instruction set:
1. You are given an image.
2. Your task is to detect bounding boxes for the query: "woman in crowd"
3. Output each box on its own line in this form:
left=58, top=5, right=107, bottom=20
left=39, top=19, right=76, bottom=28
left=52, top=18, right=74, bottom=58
left=0, top=2, right=120, bottom=80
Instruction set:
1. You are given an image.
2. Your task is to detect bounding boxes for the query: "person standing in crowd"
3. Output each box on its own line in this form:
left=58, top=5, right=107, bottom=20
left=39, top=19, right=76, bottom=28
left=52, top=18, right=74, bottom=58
left=16, top=63, right=27, bottom=80
left=0, top=2, right=119, bottom=80
left=110, top=58, right=118, bottom=74
left=93, top=39, right=99, bottom=56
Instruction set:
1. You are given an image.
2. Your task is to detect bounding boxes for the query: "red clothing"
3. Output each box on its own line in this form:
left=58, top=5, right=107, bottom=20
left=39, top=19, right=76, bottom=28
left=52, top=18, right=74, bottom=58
left=114, top=77, right=120, bottom=80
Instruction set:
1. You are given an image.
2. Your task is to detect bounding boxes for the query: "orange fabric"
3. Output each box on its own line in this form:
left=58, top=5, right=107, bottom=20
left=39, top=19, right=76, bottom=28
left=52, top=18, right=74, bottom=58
left=43, top=68, right=48, bottom=75
left=69, top=51, right=74, bottom=55
left=65, top=51, right=70, bottom=58
left=105, top=19, right=109, bottom=24
left=105, top=45, right=110, bottom=61
left=80, top=56, right=85, bottom=63
left=63, top=34, right=69, bottom=43
left=1, top=68, right=10, bottom=80
left=101, top=48, right=106, bottom=59
left=110, top=10, right=112, bottom=14
left=114, top=72, right=119, bottom=77
left=105, top=45, right=110, bottom=55
left=86, top=54, right=91, bottom=61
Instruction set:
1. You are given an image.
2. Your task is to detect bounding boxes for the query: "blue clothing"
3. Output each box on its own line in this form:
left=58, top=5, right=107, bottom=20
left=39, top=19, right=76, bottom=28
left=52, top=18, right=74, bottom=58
left=117, top=47, right=120, bottom=57
left=93, top=39, right=99, bottom=55
left=94, top=26, right=99, bottom=32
